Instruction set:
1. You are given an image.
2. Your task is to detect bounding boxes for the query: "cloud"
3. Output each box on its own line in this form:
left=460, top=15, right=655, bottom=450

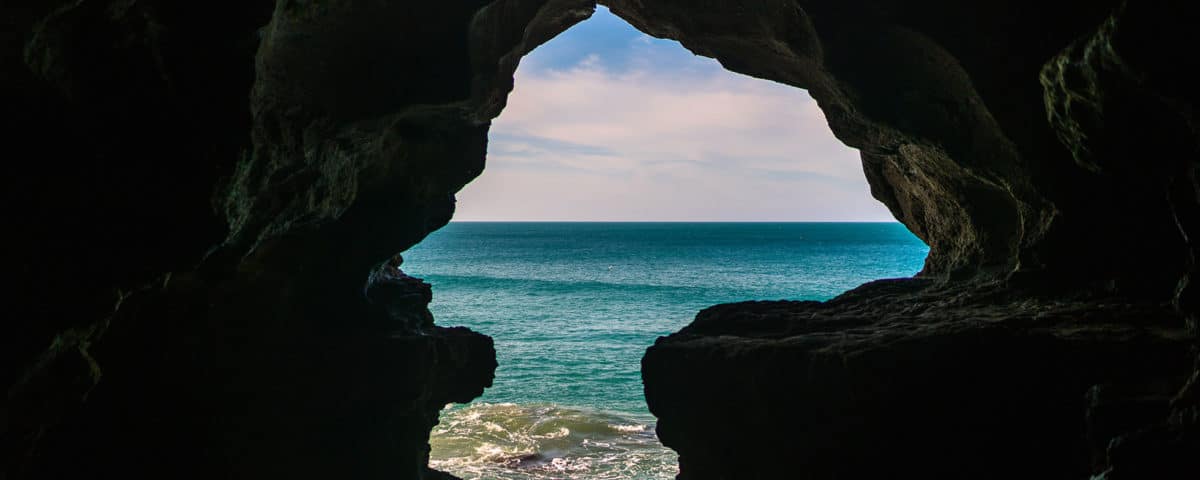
left=488, top=132, right=616, bottom=158
left=456, top=8, right=894, bottom=222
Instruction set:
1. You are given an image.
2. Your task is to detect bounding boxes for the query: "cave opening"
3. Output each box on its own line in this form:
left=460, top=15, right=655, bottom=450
left=402, top=6, right=928, bottom=479
left=9, top=2, right=1200, bottom=480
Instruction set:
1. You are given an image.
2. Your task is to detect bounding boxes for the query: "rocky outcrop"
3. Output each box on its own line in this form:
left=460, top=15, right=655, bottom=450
left=643, top=280, right=1196, bottom=478
left=603, top=0, right=1197, bottom=295
left=625, top=1, right=1200, bottom=477
left=4, top=0, right=1199, bottom=479
left=4, top=0, right=513, bottom=477
left=6, top=266, right=495, bottom=479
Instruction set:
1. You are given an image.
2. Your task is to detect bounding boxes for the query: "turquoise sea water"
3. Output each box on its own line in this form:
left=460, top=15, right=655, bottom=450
left=403, top=222, right=928, bottom=479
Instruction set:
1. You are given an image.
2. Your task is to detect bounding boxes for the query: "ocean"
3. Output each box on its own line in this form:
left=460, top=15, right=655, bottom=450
left=402, top=222, right=929, bottom=479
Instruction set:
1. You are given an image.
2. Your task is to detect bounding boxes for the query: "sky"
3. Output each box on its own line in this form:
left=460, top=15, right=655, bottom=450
left=453, top=6, right=896, bottom=222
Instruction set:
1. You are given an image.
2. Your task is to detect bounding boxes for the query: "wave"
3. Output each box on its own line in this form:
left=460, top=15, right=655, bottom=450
left=421, top=272, right=719, bottom=295
left=419, top=273, right=802, bottom=306
left=430, top=403, right=677, bottom=480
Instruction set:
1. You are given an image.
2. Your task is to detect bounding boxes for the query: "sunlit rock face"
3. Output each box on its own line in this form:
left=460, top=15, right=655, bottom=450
left=2, top=0, right=1198, bottom=479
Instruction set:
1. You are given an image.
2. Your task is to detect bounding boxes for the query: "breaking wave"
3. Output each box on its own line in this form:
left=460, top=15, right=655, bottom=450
left=430, top=403, right=676, bottom=479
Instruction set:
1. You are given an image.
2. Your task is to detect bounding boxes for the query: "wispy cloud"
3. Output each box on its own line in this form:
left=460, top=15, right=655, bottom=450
left=458, top=7, right=894, bottom=222
left=488, top=132, right=616, bottom=159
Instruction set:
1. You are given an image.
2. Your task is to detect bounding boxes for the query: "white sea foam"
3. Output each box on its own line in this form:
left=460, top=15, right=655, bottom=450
left=430, top=403, right=677, bottom=480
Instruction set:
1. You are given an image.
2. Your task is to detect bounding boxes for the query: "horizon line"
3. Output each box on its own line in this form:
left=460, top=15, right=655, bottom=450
left=447, top=219, right=902, bottom=223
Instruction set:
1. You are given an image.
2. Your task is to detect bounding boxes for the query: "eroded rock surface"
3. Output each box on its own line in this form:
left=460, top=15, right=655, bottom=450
left=7, top=267, right=495, bottom=479
left=644, top=280, right=1196, bottom=478
left=623, top=1, right=1200, bottom=477
left=3, top=0, right=1199, bottom=479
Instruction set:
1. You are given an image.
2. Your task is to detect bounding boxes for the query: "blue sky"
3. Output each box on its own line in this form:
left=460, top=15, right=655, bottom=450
left=454, top=6, right=895, bottom=221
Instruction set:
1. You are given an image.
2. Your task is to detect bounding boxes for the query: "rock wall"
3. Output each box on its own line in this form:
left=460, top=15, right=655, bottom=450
left=604, top=0, right=1197, bottom=295
left=4, top=0, right=593, bottom=478
left=3, top=0, right=1197, bottom=479
left=611, top=1, right=1200, bottom=477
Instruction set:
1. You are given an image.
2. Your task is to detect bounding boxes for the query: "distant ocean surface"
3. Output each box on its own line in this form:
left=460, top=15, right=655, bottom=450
left=403, top=222, right=929, bottom=479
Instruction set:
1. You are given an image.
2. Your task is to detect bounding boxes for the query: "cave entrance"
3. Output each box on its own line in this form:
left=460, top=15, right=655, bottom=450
left=402, top=6, right=928, bottom=479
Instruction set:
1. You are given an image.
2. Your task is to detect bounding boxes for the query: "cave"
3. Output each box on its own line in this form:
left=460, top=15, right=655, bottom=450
left=3, top=1, right=1198, bottom=479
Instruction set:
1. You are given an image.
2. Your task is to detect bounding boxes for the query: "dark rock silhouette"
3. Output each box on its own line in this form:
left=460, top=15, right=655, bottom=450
left=365, top=255, right=436, bottom=333
left=2, top=0, right=1198, bottom=479
left=644, top=280, right=1196, bottom=478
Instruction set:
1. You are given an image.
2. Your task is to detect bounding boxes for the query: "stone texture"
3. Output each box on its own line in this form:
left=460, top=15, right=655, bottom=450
left=4, top=0, right=590, bottom=477
left=6, top=267, right=496, bottom=479
left=3, top=0, right=275, bottom=392
left=643, top=280, right=1195, bottom=478
left=622, top=2, right=1200, bottom=477
left=603, top=0, right=1195, bottom=293
left=3, top=0, right=1199, bottom=479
